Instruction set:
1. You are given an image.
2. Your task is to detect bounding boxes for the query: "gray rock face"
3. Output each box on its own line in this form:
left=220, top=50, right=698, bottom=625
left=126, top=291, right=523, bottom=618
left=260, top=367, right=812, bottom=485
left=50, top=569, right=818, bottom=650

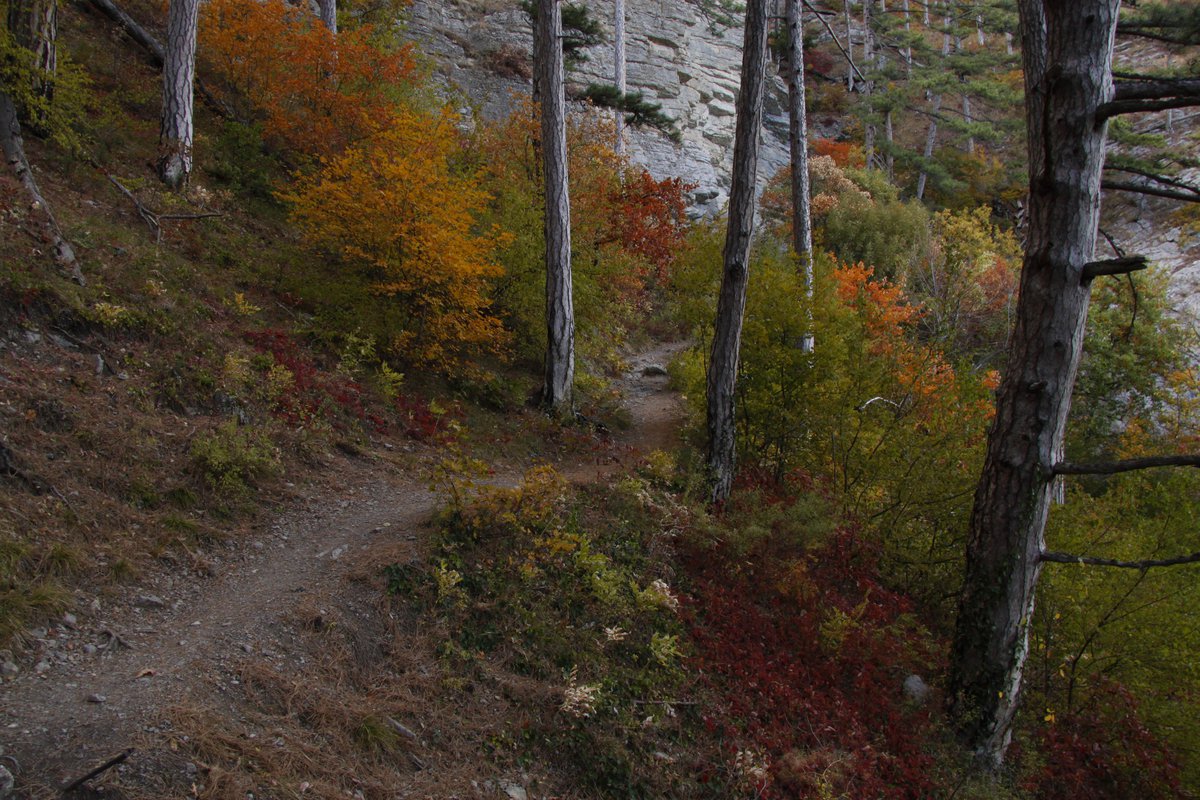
left=404, top=0, right=793, bottom=216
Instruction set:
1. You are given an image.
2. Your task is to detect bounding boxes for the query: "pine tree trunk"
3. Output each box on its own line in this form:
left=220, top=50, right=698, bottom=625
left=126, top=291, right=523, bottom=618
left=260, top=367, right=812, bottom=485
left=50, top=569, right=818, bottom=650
left=157, top=0, right=199, bottom=189
left=7, top=0, right=57, bottom=106
left=785, top=0, right=814, bottom=352
left=614, top=0, right=626, bottom=155
left=706, top=0, right=769, bottom=504
left=948, top=0, right=1119, bottom=767
left=537, top=0, right=575, bottom=414
left=318, top=0, right=337, bottom=33
left=915, top=95, right=939, bottom=200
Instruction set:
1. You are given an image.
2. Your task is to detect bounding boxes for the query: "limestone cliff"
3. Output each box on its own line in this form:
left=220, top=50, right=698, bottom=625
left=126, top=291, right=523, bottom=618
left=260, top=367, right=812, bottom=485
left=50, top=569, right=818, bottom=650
left=403, top=0, right=793, bottom=216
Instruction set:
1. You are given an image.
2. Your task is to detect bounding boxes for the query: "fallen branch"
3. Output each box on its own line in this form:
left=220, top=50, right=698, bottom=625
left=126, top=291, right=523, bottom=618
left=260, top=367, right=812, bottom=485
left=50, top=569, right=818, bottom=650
left=1041, top=550, right=1200, bottom=570
left=61, top=748, right=133, bottom=793
left=99, top=627, right=133, bottom=653
left=94, top=161, right=223, bottom=242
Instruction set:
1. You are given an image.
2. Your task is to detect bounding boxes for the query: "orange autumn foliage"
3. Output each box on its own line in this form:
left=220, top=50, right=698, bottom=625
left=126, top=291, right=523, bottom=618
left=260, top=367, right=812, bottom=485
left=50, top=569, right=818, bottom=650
left=813, top=137, right=864, bottom=168
left=611, top=171, right=695, bottom=286
left=200, top=0, right=417, bottom=159
left=831, top=262, right=994, bottom=423
left=283, top=109, right=510, bottom=368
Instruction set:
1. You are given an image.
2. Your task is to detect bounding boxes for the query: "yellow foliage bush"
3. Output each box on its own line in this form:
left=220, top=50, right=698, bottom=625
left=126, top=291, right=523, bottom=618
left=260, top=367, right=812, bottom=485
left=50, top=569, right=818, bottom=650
left=283, top=109, right=511, bottom=368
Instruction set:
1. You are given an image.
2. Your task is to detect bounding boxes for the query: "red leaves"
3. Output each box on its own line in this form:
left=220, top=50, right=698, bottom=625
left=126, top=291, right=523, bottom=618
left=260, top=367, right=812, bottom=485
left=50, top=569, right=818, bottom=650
left=681, top=521, right=938, bottom=798
left=1024, top=683, right=1184, bottom=800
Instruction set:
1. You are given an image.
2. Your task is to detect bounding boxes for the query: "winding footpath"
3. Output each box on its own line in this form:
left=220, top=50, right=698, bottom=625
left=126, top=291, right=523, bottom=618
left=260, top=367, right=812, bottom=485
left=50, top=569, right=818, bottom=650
left=0, top=341, right=687, bottom=796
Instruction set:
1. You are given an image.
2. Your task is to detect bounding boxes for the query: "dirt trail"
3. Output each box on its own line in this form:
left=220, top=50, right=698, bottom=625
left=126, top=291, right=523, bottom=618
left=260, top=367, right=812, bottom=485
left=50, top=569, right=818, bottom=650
left=0, top=340, right=688, bottom=795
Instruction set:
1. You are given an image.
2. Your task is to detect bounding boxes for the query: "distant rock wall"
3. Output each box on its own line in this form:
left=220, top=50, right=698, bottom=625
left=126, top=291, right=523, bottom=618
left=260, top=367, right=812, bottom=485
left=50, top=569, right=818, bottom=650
left=403, top=0, right=794, bottom=216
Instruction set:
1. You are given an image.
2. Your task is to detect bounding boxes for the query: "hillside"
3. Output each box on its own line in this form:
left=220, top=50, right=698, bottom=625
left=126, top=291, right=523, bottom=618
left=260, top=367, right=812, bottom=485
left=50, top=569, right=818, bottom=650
left=3, top=0, right=1200, bottom=798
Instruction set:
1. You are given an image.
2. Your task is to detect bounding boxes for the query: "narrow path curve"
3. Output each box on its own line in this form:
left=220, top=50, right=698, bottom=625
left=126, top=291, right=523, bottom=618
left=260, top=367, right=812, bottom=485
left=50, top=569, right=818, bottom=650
left=0, top=339, right=688, bottom=795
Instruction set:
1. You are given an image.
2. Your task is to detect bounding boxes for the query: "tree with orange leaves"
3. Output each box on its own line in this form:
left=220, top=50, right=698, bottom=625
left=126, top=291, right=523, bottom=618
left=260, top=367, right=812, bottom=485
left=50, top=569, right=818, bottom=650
left=200, top=0, right=417, bottom=160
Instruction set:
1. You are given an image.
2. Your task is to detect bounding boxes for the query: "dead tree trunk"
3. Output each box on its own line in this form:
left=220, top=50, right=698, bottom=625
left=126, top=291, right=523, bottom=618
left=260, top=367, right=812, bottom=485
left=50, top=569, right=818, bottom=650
left=947, top=0, right=1119, bottom=767
left=318, top=0, right=337, bottom=33
left=537, top=0, right=575, bottom=415
left=0, top=90, right=82, bottom=283
left=158, top=0, right=199, bottom=189
left=785, top=0, right=813, bottom=352
left=706, top=0, right=769, bottom=504
left=614, top=0, right=626, bottom=155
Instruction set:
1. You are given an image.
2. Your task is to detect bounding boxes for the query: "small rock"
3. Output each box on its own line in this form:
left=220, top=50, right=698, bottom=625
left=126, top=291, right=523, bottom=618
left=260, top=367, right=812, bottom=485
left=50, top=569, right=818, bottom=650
left=0, top=763, right=14, bottom=799
left=1, top=662, right=18, bottom=680
left=136, top=594, right=166, bottom=609
left=86, top=693, right=107, bottom=704
left=330, top=545, right=347, bottom=560
left=501, top=783, right=527, bottom=800
left=62, top=612, right=78, bottom=628
left=241, top=643, right=252, bottom=654
left=30, top=627, right=48, bottom=639
left=33, top=661, right=50, bottom=675
left=83, top=644, right=97, bottom=655
left=903, top=674, right=930, bottom=704
left=641, top=363, right=668, bottom=376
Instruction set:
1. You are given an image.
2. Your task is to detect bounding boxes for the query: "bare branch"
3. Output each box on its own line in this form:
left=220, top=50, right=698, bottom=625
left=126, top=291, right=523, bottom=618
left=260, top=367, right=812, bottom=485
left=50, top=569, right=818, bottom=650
left=1105, top=164, right=1200, bottom=196
left=1041, top=550, right=1200, bottom=570
left=1098, top=81, right=1200, bottom=119
left=1102, top=179, right=1200, bottom=204
left=1081, top=255, right=1149, bottom=282
left=1052, top=454, right=1200, bottom=476
left=802, top=0, right=869, bottom=84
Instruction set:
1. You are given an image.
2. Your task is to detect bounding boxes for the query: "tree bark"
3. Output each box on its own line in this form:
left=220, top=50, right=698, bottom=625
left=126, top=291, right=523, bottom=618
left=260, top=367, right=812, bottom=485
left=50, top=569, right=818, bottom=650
left=318, top=0, right=337, bottom=33
left=7, top=0, right=57, bottom=106
left=158, top=0, right=199, bottom=189
left=785, top=0, right=814, bottom=352
left=706, top=0, right=769, bottom=504
left=537, top=0, right=575, bottom=414
left=947, top=0, right=1119, bottom=767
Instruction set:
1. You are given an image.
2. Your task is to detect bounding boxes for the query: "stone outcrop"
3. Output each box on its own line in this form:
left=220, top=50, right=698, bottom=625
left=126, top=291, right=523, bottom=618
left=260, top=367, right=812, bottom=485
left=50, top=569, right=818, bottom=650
left=403, top=0, right=794, bottom=216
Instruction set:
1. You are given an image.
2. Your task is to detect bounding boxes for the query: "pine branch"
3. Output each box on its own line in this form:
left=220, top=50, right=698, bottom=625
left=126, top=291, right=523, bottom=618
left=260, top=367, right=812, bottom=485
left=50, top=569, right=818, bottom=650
left=1052, top=454, right=1200, bottom=476
left=1080, top=255, right=1148, bottom=282
left=1098, top=78, right=1200, bottom=119
left=1104, top=164, right=1200, bottom=196
left=1102, top=179, right=1200, bottom=204
left=1040, top=550, right=1200, bottom=570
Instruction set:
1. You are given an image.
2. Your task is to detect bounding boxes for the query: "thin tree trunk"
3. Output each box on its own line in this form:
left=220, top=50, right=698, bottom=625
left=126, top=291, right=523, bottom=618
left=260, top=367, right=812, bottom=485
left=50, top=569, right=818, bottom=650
left=318, top=0, right=337, bottom=33
left=948, top=0, right=1119, bottom=767
left=706, top=0, right=769, bottom=503
left=0, top=90, right=82, bottom=283
left=537, top=0, right=574, bottom=414
left=7, top=0, right=57, bottom=106
left=915, top=95, right=940, bottom=200
left=614, top=0, right=626, bottom=154
left=916, top=5, right=952, bottom=199
left=844, top=0, right=855, bottom=92
left=785, top=0, right=814, bottom=352
left=158, top=0, right=199, bottom=189
left=862, top=0, right=875, bottom=163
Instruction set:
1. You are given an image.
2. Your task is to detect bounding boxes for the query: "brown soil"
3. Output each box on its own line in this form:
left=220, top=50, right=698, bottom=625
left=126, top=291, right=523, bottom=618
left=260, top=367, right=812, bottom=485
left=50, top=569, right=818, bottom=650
left=0, top=340, right=688, bottom=798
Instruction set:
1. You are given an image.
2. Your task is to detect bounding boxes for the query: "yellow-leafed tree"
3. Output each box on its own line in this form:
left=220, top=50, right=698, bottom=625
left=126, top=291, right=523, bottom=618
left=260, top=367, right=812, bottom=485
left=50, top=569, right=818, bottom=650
left=284, top=109, right=510, bottom=368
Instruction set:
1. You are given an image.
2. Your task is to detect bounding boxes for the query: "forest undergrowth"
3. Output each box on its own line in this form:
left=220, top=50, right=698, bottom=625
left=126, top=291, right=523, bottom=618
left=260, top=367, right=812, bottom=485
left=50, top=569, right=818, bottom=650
left=1, top=0, right=1199, bottom=796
